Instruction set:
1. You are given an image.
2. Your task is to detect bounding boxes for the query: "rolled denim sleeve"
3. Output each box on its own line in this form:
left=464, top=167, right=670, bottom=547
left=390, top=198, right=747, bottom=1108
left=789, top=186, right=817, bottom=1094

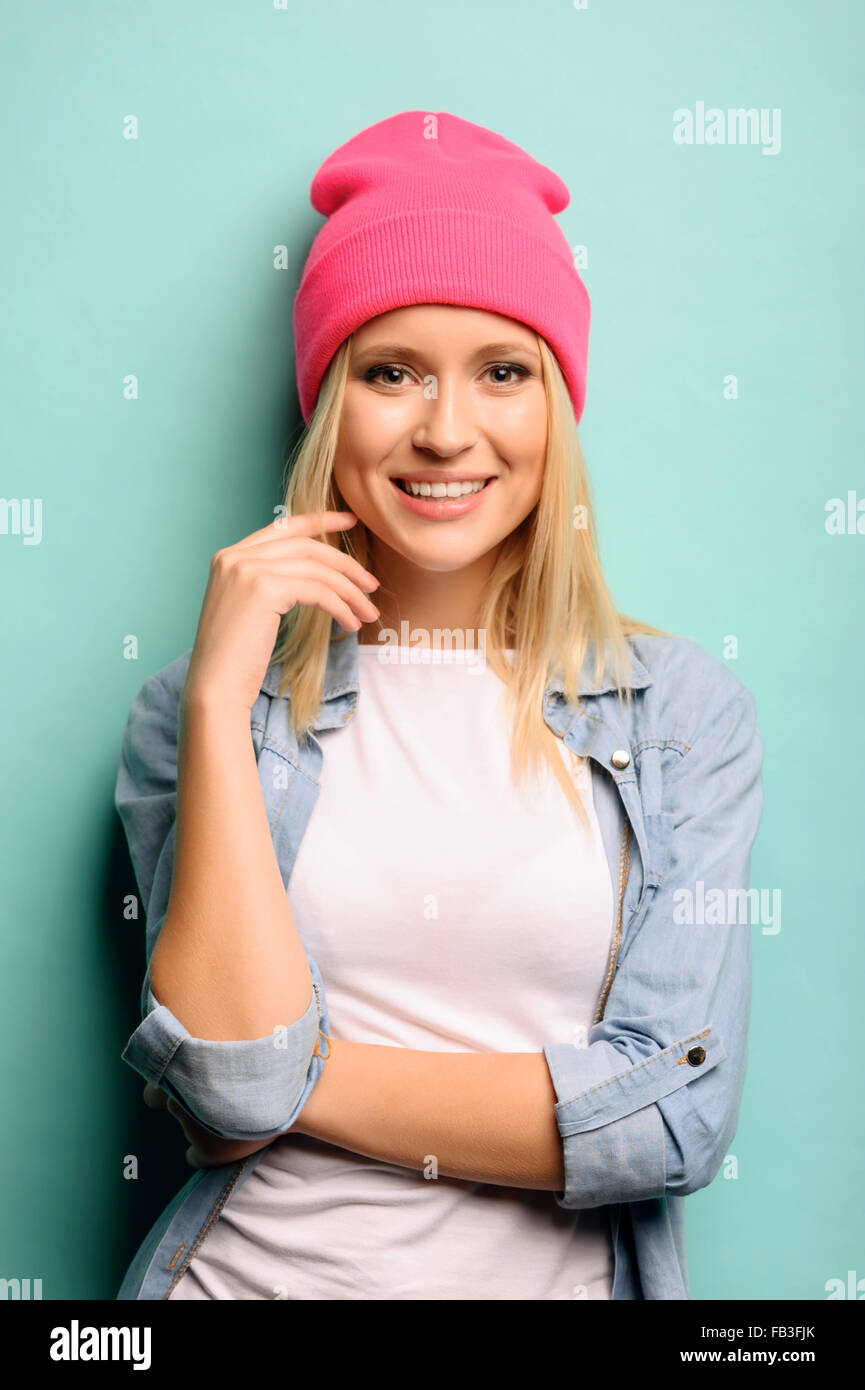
left=114, top=661, right=331, bottom=1141
left=543, top=677, right=764, bottom=1209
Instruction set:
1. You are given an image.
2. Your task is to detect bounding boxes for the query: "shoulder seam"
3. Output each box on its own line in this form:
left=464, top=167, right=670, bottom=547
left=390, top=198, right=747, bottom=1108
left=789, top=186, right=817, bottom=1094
left=673, top=685, right=756, bottom=775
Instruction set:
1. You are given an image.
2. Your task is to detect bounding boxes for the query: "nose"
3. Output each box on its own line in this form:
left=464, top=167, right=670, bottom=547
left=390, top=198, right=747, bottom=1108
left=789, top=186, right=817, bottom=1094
left=410, top=376, right=478, bottom=458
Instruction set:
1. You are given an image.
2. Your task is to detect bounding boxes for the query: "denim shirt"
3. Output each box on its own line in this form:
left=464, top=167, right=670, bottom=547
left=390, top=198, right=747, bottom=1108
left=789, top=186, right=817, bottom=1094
left=114, top=628, right=764, bottom=1301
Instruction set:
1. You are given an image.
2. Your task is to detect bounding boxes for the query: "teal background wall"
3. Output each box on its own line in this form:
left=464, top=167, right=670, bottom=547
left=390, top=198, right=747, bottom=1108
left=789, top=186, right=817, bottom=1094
left=1, top=0, right=861, bottom=1300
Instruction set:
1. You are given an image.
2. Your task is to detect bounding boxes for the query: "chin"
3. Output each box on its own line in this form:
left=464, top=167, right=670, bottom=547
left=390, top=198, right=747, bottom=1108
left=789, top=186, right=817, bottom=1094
left=391, top=532, right=502, bottom=572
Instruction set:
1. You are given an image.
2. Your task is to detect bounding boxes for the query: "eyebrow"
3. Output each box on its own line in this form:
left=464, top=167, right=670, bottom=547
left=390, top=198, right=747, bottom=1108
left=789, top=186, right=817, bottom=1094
left=351, top=340, right=541, bottom=363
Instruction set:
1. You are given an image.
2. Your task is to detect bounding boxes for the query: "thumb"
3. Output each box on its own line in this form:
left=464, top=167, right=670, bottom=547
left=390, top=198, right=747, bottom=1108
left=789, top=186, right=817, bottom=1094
left=142, top=1083, right=168, bottom=1110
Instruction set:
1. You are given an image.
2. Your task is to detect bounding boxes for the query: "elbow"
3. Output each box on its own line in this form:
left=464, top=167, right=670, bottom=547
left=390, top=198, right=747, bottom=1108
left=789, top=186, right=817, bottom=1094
left=664, top=1142, right=731, bottom=1199
left=121, top=983, right=328, bottom=1141
left=657, top=1084, right=743, bottom=1198
left=162, top=1047, right=317, bottom=1140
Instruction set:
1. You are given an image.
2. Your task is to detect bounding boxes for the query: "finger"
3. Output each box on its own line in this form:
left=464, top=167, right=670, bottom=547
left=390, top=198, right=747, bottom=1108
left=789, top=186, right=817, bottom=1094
left=218, top=535, right=381, bottom=592
left=143, top=1083, right=168, bottom=1110
left=229, top=511, right=359, bottom=554
left=165, top=1095, right=194, bottom=1128
left=238, top=558, right=381, bottom=625
left=166, top=1097, right=193, bottom=1125
left=268, top=574, right=377, bottom=635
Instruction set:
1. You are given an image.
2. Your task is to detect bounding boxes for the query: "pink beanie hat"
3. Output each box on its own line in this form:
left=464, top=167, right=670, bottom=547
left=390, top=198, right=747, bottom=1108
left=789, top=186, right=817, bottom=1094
left=293, top=110, right=591, bottom=425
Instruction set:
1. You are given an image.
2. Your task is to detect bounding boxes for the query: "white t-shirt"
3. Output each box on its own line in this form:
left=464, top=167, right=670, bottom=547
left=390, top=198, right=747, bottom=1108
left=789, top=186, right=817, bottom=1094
left=170, top=645, right=616, bottom=1300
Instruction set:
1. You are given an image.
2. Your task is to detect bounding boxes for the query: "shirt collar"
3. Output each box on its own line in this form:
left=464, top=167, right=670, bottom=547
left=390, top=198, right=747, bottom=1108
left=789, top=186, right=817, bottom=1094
left=261, top=627, right=652, bottom=708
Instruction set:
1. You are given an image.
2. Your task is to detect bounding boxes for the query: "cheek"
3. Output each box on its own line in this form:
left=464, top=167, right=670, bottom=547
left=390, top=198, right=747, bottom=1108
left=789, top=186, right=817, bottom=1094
left=333, top=398, right=401, bottom=490
left=497, top=413, right=547, bottom=492
left=332, top=413, right=373, bottom=494
left=331, top=465, right=371, bottom=523
left=331, top=451, right=384, bottom=523
left=490, top=390, right=546, bottom=456
left=340, top=387, right=407, bottom=451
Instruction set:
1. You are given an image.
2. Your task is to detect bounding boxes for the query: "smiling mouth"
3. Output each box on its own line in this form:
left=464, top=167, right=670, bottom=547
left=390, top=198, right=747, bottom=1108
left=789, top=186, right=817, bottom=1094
left=393, top=478, right=494, bottom=497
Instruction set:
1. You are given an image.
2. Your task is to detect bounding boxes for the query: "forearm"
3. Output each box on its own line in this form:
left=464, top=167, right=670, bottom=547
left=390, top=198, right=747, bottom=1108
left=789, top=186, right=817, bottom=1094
left=149, top=695, right=312, bottom=1040
left=296, top=1040, right=565, bottom=1190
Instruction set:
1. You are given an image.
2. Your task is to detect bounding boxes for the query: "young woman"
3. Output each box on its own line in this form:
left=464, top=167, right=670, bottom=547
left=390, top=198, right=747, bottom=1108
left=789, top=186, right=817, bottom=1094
left=115, top=111, right=764, bottom=1301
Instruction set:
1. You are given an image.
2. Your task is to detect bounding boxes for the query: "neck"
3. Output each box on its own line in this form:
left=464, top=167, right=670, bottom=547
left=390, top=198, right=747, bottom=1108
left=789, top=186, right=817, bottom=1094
left=357, top=540, right=503, bottom=648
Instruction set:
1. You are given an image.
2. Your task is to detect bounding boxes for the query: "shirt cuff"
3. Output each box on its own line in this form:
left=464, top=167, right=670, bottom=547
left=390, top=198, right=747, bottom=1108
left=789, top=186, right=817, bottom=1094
left=121, top=978, right=329, bottom=1141
left=543, top=1027, right=726, bottom=1208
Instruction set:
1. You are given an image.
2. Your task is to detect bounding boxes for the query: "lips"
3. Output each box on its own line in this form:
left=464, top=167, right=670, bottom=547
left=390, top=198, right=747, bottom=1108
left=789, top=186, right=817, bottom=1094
left=388, top=474, right=497, bottom=519
left=391, top=475, right=495, bottom=484
left=393, top=477, right=493, bottom=494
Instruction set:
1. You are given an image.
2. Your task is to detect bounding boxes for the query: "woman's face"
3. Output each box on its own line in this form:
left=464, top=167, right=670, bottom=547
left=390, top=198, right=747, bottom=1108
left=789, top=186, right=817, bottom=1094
left=332, top=304, right=547, bottom=575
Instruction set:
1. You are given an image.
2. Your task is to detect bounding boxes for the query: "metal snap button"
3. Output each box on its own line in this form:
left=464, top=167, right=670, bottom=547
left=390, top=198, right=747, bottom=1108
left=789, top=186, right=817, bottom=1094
left=686, top=1045, right=706, bottom=1066
left=610, top=749, right=630, bottom=770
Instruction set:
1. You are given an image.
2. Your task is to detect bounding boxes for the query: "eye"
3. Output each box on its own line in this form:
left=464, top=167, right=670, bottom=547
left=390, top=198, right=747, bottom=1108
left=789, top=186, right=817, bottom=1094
left=364, top=364, right=412, bottom=387
left=362, top=361, right=532, bottom=389
left=484, top=363, right=531, bottom=386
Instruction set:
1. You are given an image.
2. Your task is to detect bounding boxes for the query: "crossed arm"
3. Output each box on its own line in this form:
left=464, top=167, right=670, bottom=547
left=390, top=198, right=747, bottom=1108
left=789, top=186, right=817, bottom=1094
left=140, top=694, right=565, bottom=1187
left=136, top=694, right=564, bottom=1186
left=149, top=1038, right=565, bottom=1190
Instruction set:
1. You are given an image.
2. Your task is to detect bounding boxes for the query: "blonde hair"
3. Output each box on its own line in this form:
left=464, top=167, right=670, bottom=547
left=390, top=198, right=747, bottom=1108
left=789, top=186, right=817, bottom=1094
left=270, top=332, right=669, bottom=823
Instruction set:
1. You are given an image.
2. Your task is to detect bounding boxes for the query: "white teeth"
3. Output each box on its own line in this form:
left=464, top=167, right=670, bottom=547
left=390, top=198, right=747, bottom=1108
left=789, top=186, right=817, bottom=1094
left=402, top=479, right=487, bottom=497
